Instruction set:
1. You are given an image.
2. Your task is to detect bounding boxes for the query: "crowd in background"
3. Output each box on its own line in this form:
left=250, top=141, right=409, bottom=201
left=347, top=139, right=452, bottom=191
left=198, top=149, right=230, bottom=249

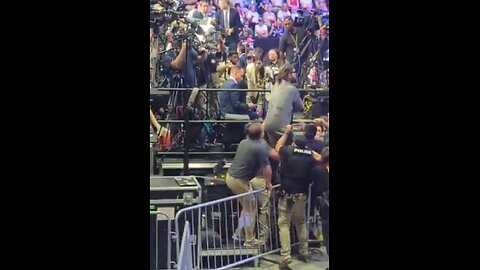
left=186, top=0, right=329, bottom=41
left=150, top=0, right=330, bottom=146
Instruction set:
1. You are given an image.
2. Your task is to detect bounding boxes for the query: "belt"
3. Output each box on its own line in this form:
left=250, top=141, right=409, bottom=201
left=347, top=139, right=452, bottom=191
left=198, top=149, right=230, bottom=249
left=278, top=192, right=306, bottom=208
left=277, top=189, right=306, bottom=198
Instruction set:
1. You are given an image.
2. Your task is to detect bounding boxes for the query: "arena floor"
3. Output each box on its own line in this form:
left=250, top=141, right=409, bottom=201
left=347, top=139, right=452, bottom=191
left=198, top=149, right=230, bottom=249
left=234, top=253, right=329, bottom=270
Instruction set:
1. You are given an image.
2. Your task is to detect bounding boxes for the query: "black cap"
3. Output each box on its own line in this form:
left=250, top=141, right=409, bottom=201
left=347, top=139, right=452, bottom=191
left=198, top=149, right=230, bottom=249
left=294, top=135, right=308, bottom=148
left=304, top=123, right=317, bottom=139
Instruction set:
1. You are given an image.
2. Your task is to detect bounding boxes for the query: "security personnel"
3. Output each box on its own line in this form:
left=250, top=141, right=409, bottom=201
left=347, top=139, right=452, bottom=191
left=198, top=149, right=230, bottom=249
left=275, top=125, right=321, bottom=269
left=311, top=146, right=329, bottom=258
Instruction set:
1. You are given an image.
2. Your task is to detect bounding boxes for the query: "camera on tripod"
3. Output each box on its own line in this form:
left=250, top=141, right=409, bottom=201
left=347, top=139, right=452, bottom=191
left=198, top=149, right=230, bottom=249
left=293, top=11, right=329, bottom=32
left=150, top=0, right=188, bottom=28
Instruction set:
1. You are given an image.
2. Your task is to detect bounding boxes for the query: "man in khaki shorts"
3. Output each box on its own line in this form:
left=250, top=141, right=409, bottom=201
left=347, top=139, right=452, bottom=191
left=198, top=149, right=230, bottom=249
left=226, top=123, right=272, bottom=247
left=233, top=125, right=280, bottom=243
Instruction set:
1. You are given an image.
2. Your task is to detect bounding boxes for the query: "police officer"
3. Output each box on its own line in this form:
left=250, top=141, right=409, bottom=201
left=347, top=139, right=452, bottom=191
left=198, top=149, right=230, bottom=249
left=274, top=125, right=321, bottom=269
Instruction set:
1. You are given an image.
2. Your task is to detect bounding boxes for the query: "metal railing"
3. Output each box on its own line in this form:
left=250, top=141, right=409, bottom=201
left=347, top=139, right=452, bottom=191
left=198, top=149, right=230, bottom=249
left=173, top=181, right=325, bottom=269
left=150, top=87, right=328, bottom=175
left=150, top=88, right=329, bottom=94
left=177, top=221, right=195, bottom=270
left=174, top=183, right=279, bottom=269
left=150, top=210, right=174, bottom=270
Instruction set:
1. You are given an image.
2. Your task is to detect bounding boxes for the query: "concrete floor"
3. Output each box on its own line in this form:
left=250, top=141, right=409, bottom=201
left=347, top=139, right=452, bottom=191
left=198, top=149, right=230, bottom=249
left=233, top=252, right=329, bottom=270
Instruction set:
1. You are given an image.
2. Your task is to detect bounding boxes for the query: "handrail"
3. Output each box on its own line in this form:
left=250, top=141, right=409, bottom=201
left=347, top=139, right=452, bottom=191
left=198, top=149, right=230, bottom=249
left=151, top=86, right=328, bottom=174
left=153, top=118, right=316, bottom=124
left=154, top=151, right=236, bottom=155
left=150, top=87, right=329, bottom=94
left=174, top=183, right=281, bottom=262
left=176, top=184, right=280, bottom=213
left=150, top=211, right=172, bottom=270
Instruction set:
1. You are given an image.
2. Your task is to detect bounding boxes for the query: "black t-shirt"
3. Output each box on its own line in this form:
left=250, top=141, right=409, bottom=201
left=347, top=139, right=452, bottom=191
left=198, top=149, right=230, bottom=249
left=279, top=28, right=306, bottom=64
left=320, top=37, right=329, bottom=61
left=279, top=145, right=315, bottom=194
left=306, top=139, right=325, bottom=153
left=197, top=53, right=212, bottom=86
left=311, top=165, right=329, bottom=198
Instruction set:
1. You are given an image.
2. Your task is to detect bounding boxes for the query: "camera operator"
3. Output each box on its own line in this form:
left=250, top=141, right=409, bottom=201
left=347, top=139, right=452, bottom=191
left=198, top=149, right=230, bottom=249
left=161, top=25, right=208, bottom=88
left=161, top=36, right=188, bottom=78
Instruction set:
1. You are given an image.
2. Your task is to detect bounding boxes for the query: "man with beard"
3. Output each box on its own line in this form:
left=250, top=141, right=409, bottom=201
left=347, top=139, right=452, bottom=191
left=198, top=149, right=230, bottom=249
left=263, top=64, right=303, bottom=146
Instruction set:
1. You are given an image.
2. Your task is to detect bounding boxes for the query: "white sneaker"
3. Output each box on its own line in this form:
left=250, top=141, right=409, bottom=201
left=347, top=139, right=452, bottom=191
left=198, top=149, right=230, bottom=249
left=232, top=233, right=243, bottom=241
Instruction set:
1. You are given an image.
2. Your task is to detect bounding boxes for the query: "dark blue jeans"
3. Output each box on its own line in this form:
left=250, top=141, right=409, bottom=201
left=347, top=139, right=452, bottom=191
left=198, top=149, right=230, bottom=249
left=247, top=110, right=259, bottom=120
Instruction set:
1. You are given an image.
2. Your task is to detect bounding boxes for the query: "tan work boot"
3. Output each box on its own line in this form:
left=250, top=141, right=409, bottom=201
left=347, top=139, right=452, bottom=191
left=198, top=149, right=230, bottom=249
left=279, top=258, right=293, bottom=269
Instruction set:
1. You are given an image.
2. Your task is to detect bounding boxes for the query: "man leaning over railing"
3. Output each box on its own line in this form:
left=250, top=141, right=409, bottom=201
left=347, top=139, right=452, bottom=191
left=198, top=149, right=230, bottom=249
left=263, top=64, right=304, bottom=147
left=225, top=122, right=272, bottom=248
left=232, top=122, right=280, bottom=243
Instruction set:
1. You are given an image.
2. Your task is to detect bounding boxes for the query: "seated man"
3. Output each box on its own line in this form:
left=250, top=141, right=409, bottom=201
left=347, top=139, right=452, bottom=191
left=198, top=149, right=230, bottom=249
left=219, top=66, right=258, bottom=120
left=219, top=66, right=258, bottom=148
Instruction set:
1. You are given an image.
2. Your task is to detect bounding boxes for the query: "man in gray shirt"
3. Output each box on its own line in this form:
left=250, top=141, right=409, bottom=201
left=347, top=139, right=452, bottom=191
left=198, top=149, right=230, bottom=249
left=233, top=124, right=281, bottom=242
left=263, top=64, right=304, bottom=146
left=226, top=122, right=273, bottom=247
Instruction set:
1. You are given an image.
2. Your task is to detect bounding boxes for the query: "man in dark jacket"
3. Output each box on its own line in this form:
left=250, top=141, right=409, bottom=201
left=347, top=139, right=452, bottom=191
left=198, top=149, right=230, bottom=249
left=215, top=0, right=242, bottom=51
left=219, top=66, right=258, bottom=120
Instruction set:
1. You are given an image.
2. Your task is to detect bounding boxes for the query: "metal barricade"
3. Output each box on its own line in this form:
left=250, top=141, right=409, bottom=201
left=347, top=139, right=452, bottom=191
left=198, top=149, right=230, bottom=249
left=172, top=181, right=329, bottom=269
left=177, top=221, right=194, bottom=270
left=306, top=183, right=327, bottom=257
left=174, top=183, right=278, bottom=269
left=173, top=182, right=328, bottom=269
left=150, top=210, right=174, bottom=270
